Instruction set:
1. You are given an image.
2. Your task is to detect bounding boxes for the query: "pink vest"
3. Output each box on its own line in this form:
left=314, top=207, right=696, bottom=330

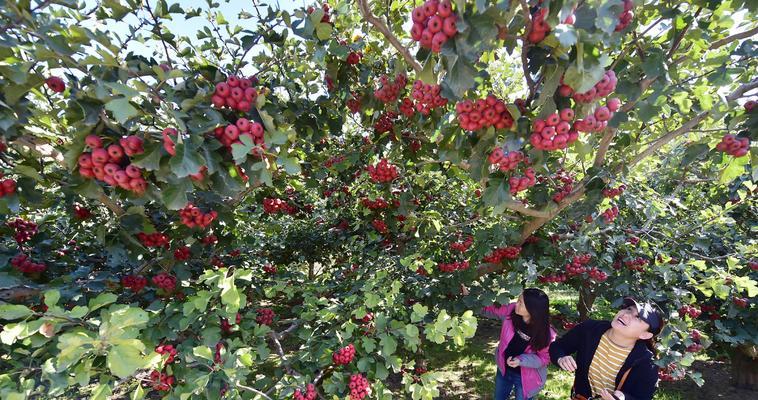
left=482, top=303, right=556, bottom=398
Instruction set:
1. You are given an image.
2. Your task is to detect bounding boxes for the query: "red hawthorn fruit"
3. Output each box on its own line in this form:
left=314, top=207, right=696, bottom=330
left=45, top=76, right=66, bottom=93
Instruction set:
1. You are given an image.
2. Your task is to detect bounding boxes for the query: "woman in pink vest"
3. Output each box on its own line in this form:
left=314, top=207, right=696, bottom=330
left=481, top=288, right=556, bottom=400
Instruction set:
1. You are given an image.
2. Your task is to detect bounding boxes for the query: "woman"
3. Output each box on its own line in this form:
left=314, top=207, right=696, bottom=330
left=549, top=297, right=665, bottom=400
left=481, top=288, right=555, bottom=400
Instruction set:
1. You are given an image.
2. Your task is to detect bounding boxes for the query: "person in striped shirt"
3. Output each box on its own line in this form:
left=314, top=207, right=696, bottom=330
left=548, top=297, right=665, bottom=400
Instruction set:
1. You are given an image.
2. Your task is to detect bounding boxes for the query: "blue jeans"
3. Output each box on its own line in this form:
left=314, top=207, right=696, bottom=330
left=494, top=368, right=532, bottom=400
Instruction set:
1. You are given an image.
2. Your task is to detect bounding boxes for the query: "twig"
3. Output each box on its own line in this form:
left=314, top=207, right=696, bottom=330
left=518, top=0, right=536, bottom=99
left=144, top=0, right=173, bottom=68
left=666, top=7, right=702, bottom=59
left=236, top=383, right=274, bottom=400
left=356, top=0, right=422, bottom=73
left=709, top=26, right=758, bottom=50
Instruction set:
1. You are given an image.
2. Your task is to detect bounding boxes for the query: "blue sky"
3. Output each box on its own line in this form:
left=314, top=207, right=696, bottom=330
left=80, top=0, right=305, bottom=68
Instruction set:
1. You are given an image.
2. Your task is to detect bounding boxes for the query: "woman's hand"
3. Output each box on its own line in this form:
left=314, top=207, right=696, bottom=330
left=506, top=356, right=520, bottom=368
left=599, top=389, right=624, bottom=400
left=557, top=355, right=577, bottom=372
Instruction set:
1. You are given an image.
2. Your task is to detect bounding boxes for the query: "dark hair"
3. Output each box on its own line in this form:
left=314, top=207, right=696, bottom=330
left=510, top=288, right=551, bottom=350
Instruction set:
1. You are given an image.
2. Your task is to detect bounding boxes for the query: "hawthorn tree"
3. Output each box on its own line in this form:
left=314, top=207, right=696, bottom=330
left=0, top=0, right=756, bottom=399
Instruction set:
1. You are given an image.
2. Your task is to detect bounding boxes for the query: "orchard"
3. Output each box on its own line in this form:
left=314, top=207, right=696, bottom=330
left=0, top=0, right=756, bottom=399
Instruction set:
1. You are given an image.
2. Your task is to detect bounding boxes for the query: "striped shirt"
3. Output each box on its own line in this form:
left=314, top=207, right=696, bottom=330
left=588, top=331, right=633, bottom=395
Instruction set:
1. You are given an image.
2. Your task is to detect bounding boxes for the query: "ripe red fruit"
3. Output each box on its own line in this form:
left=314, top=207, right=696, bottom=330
left=107, top=144, right=124, bottom=161
left=85, top=134, right=103, bottom=149
left=45, top=76, right=66, bottom=93
left=332, top=343, right=356, bottom=366
left=152, top=272, right=177, bottom=291
left=121, top=274, right=147, bottom=293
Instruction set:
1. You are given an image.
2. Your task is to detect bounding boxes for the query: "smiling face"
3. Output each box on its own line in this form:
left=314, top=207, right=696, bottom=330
left=515, top=293, right=531, bottom=321
left=611, top=305, right=653, bottom=340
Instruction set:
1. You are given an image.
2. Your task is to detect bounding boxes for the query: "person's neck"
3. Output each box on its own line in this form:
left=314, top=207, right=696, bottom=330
left=607, top=328, right=637, bottom=349
left=522, top=315, right=530, bottom=324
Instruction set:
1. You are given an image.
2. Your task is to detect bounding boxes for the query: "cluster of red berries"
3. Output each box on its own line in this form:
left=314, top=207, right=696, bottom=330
left=574, top=99, right=621, bottom=133
left=360, top=313, right=374, bottom=323
left=173, top=246, right=191, bottom=261
left=178, top=203, right=218, bottom=229
left=147, top=370, right=175, bottom=392
left=488, top=149, right=527, bottom=172
left=137, top=232, right=170, bottom=248
left=214, top=342, right=225, bottom=365
left=715, top=134, right=750, bottom=157
left=529, top=110, right=579, bottom=151
left=658, top=364, right=684, bottom=382
left=624, top=257, right=648, bottom=272
left=686, top=343, right=703, bottom=353
left=262, top=198, right=298, bottom=215
left=347, top=94, right=362, bottom=113
left=263, top=264, right=277, bottom=274
left=323, top=155, right=346, bottom=168
left=374, top=74, right=407, bottom=103
left=367, top=159, right=399, bottom=183
left=361, top=197, right=391, bottom=210
left=73, top=204, right=92, bottom=219
left=455, top=95, right=514, bottom=131
left=201, top=234, right=218, bottom=246
left=293, top=384, right=317, bottom=400
left=211, top=76, right=258, bottom=112
left=122, top=275, right=148, bottom=293
left=587, top=267, right=608, bottom=282
left=7, top=218, right=38, bottom=243
left=372, top=219, right=389, bottom=234
left=152, top=272, right=177, bottom=291
left=483, top=246, right=521, bottom=263
left=564, top=70, right=618, bottom=103
left=749, top=260, right=758, bottom=271
left=161, top=128, right=179, bottom=156
left=627, top=236, right=640, bottom=246
left=552, top=177, right=575, bottom=203
left=348, top=373, right=370, bottom=400
left=615, top=0, right=635, bottom=31
left=602, top=184, right=626, bottom=198
left=332, top=343, right=356, bottom=365
left=0, top=176, right=17, bottom=197
left=527, top=7, right=550, bottom=43
left=733, top=297, right=749, bottom=308
left=538, top=274, right=568, bottom=284
left=211, top=255, right=224, bottom=268
left=438, top=260, right=470, bottom=273
left=701, top=304, right=721, bottom=320
left=78, top=135, right=147, bottom=194
left=221, top=313, right=242, bottom=334
left=45, top=76, right=66, bottom=93
left=213, top=118, right=267, bottom=157
left=565, top=254, right=592, bottom=276
left=156, top=344, right=178, bottom=364
left=374, top=111, right=398, bottom=135
left=678, top=304, right=702, bottom=318
left=10, top=253, right=46, bottom=274
left=410, top=0, right=457, bottom=53
left=601, top=206, right=619, bottom=223
left=407, top=80, right=448, bottom=115
left=449, top=236, right=473, bottom=252
left=346, top=51, right=363, bottom=65
left=307, top=3, right=332, bottom=24
left=256, top=308, right=275, bottom=325
left=509, top=168, right=536, bottom=194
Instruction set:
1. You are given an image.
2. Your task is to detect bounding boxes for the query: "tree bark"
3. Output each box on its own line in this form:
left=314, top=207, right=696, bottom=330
left=732, top=345, right=758, bottom=390
left=577, top=283, right=597, bottom=321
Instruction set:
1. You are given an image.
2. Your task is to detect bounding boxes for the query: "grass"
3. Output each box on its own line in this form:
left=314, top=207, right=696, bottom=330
left=424, top=289, right=687, bottom=399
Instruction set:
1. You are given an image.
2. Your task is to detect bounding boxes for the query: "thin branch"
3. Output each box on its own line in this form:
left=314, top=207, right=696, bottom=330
left=518, top=0, right=536, bottom=99
left=144, top=0, right=173, bottom=67
left=709, top=26, right=758, bottom=50
left=236, top=383, right=274, bottom=400
left=666, top=7, right=702, bottom=59
left=0, top=0, right=53, bottom=33
left=356, top=0, right=422, bottom=73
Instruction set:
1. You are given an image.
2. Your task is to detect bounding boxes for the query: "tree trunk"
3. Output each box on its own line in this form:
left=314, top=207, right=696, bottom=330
left=577, top=283, right=597, bottom=321
left=732, top=345, right=758, bottom=390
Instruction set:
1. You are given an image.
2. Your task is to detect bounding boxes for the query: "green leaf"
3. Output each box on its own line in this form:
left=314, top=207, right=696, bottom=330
left=315, top=22, right=333, bottom=41
left=107, top=306, right=149, bottom=330
left=170, top=141, right=205, bottom=178
left=0, top=305, right=34, bottom=320
left=88, top=293, right=118, bottom=313
left=277, top=155, right=301, bottom=175
left=193, top=345, right=213, bottom=361
left=161, top=179, right=193, bottom=210
left=411, top=303, right=428, bottom=323
left=104, top=98, right=139, bottom=124
left=44, top=290, right=60, bottom=307
left=107, top=343, right=147, bottom=378
left=379, top=333, right=397, bottom=356
left=56, top=330, right=95, bottom=370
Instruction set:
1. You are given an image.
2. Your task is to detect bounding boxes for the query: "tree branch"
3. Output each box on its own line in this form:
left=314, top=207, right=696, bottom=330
left=709, top=25, right=758, bottom=50
left=236, top=383, right=274, bottom=400
left=357, top=0, right=422, bottom=73
left=666, top=7, right=702, bottom=59
left=519, top=0, right=536, bottom=100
